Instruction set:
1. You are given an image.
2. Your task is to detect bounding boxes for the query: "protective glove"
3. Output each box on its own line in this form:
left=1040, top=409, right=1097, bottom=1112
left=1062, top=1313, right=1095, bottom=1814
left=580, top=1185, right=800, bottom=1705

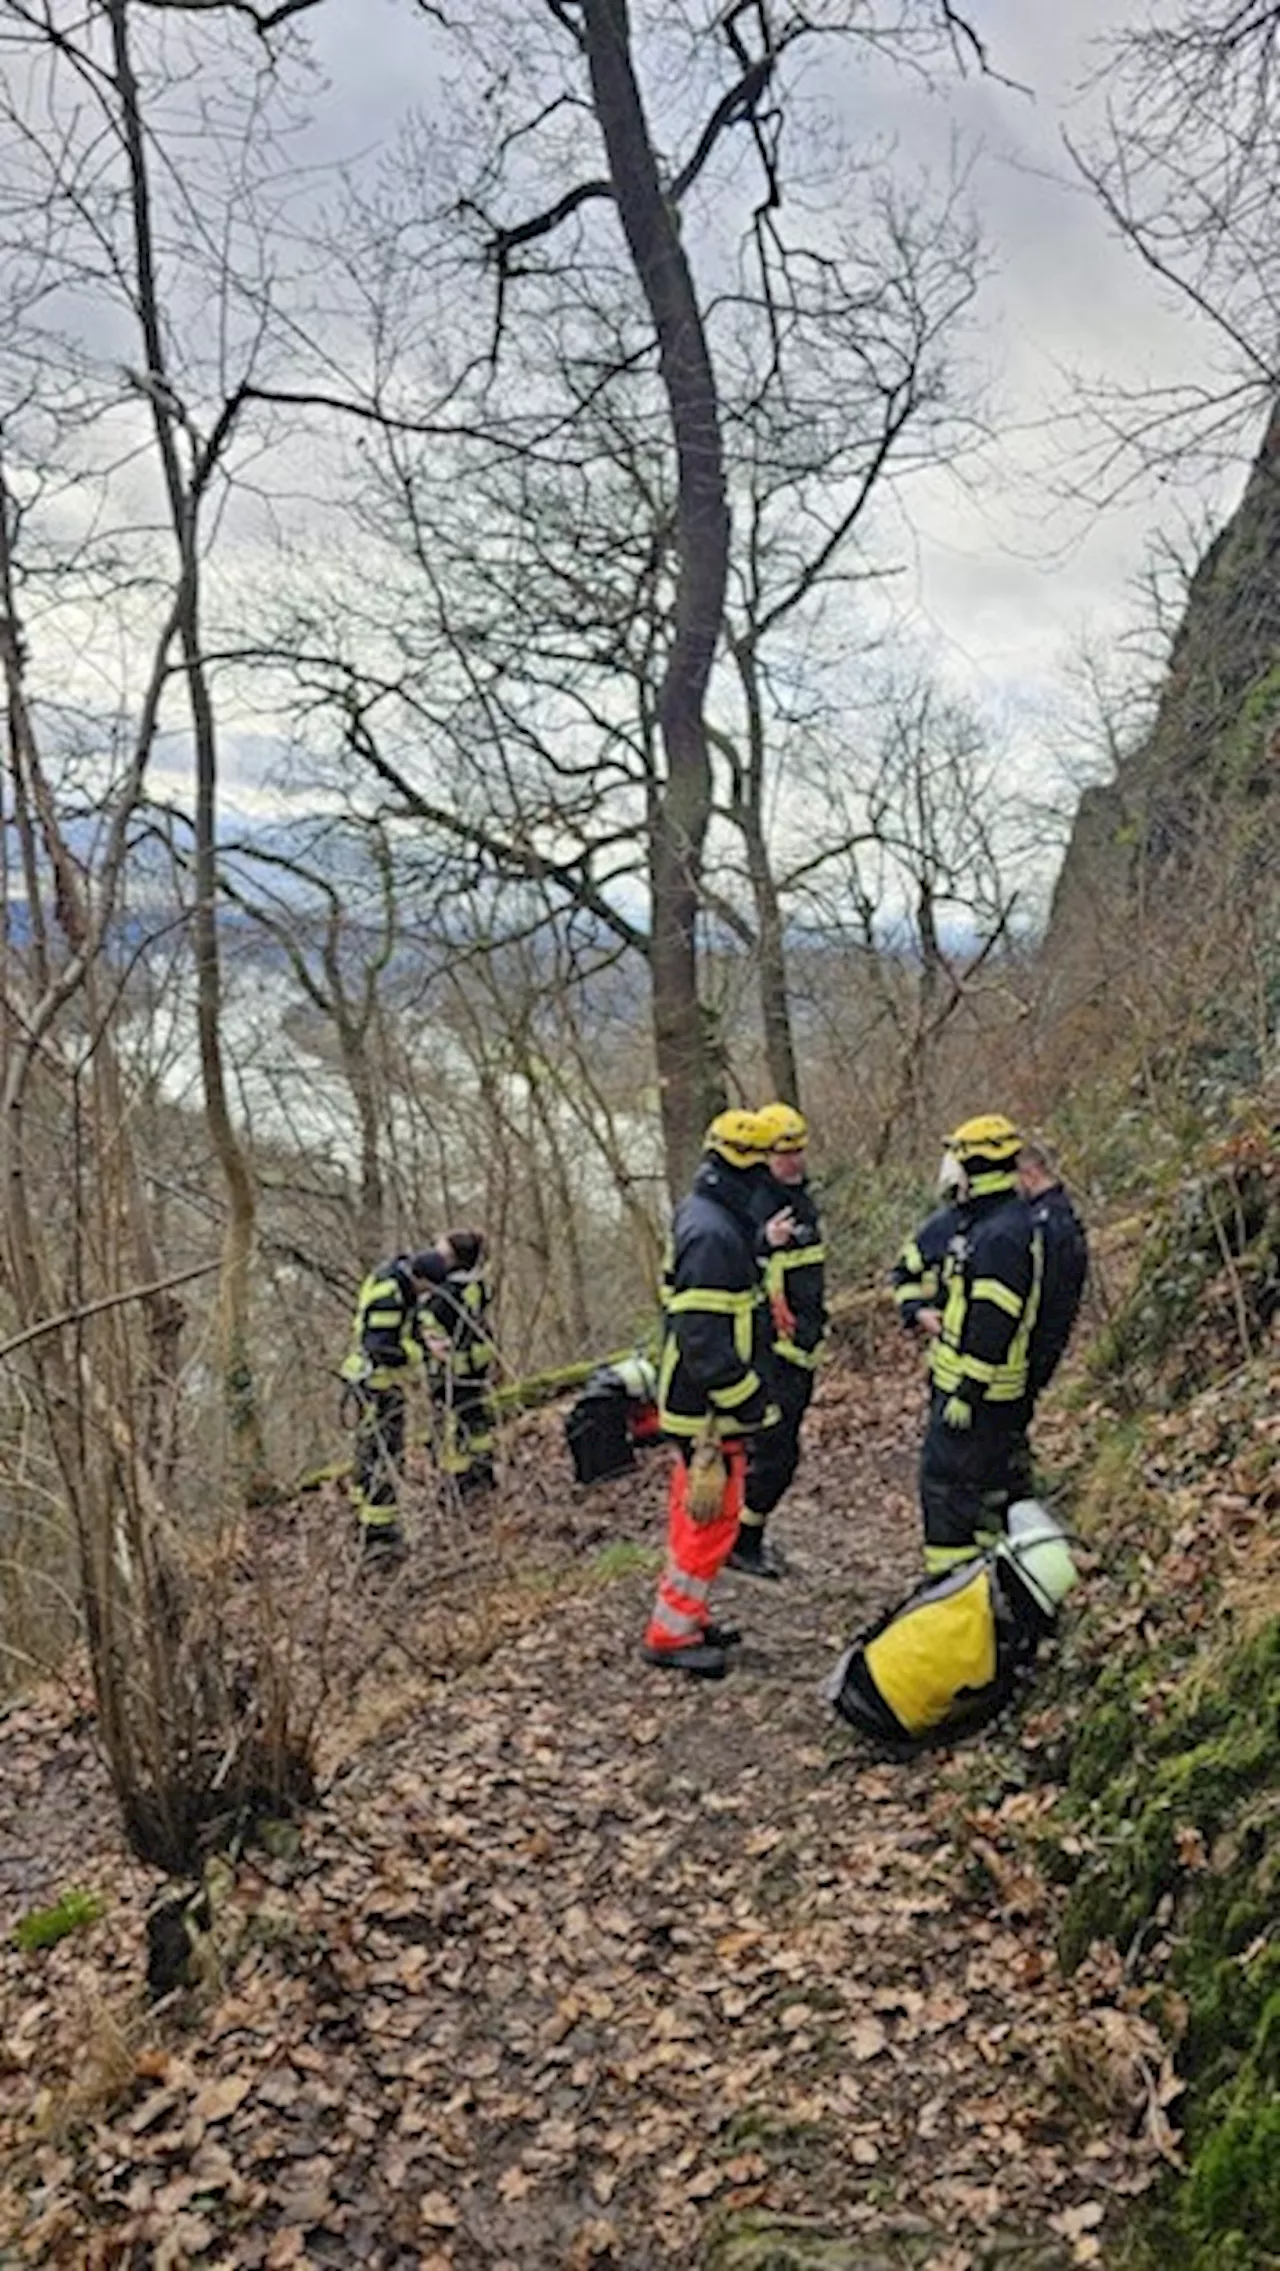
left=687, top=1428, right=728, bottom=1523
left=770, top=1289, right=797, bottom=1340
left=941, top=1394, right=973, bottom=1431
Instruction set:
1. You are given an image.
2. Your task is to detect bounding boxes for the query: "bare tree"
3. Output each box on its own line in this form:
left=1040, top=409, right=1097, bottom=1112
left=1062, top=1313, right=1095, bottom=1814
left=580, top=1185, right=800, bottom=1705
left=709, top=164, right=985, bottom=1098
left=240, top=1, right=993, bottom=1189
left=786, top=669, right=1021, bottom=1160
left=0, top=0, right=322, bottom=1857
left=103, top=0, right=271, bottom=1489
left=206, top=819, right=410, bottom=1265
left=1068, top=1, right=1280, bottom=487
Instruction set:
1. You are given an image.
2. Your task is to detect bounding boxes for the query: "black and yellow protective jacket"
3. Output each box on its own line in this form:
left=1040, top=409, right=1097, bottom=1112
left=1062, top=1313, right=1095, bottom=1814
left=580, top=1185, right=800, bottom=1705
left=892, top=1201, right=966, bottom=1332
left=343, top=1254, right=442, bottom=1390
left=658, top=1156, right=775, bottom=1440
left=756, top=1173, right=827, bottom=1372
left=927, top=1188, right=1043, bottom=1416
left=426, top=1270, right=495, bottom=1381
left=1026, top=1184, right=1088, bottom=1396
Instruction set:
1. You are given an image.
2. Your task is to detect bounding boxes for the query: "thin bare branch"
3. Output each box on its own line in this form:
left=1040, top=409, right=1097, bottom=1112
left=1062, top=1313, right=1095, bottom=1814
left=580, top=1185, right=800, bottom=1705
left=0, top=1263, right=221, bottom=1367
left=131, top=0, right=323, bottom=31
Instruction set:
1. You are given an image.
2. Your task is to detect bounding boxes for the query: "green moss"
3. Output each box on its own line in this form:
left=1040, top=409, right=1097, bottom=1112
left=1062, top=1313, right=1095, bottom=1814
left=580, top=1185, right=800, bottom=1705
left=1215, top=659, right=1280, bottom=796
left=1062, top=1626, right=1280, bottom=1953
left=12, top=1886, right=105, bottom=1951
left=1188, top=2099, right=1280, bottom=2250
left=1068, top=1695, right=1138, bottom=1801
left=1057, top=1618, right=1280, bottom=2267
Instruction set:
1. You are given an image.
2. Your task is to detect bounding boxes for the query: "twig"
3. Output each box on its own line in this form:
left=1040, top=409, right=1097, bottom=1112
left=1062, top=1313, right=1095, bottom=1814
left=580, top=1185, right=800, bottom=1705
left=0, top=1261, right=220, bottom=1366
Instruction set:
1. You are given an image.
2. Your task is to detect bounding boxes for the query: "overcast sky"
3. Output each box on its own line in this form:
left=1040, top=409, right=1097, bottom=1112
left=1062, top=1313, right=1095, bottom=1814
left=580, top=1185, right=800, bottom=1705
left=294, top=0, right=1244, bottom=771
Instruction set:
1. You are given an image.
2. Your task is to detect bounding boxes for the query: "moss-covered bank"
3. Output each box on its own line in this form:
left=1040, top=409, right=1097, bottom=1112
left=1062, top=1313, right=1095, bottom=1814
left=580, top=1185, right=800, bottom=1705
left=1048, top=1133, right=1280, bottom=2268
left=1059, top=1620, right=1279, bottom=2266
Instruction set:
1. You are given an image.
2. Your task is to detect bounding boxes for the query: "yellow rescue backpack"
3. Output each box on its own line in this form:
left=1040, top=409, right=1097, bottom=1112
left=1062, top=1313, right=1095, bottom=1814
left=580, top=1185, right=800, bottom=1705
left=826, top=1504, right=1078, bottom=1754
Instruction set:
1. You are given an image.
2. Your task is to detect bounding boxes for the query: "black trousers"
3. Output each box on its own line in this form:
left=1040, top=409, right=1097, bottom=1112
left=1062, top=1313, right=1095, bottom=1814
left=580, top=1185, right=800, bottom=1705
left=431, top=1368, right=497, bottom=1488
left=745, top=1365, right=814, bottom=1519
left=353, top=1382, right=406, bottom=1519
left=1004, top=1420, right=1037, bottom=1503
left=919, top=1391, right=1027, bottom=1560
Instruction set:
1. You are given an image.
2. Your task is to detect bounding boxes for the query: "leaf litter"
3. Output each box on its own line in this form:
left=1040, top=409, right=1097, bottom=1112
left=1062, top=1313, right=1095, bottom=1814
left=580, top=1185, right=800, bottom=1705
left=0, top=1330, right=1175, bottom=2267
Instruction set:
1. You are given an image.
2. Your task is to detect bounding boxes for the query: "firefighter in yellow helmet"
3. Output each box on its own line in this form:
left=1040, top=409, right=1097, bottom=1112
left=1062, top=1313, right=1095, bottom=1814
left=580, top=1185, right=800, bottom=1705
left=643, top=1110, right=786, bottom=1679
left=729, top=1101, right=826, bottom=1579
left=910, top=1115, right=1043, bottom=1575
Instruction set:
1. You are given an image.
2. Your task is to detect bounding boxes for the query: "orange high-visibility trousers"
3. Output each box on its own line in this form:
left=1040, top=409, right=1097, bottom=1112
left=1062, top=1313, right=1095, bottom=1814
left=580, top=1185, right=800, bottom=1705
left=644, top=1441, right=746, bottom=1654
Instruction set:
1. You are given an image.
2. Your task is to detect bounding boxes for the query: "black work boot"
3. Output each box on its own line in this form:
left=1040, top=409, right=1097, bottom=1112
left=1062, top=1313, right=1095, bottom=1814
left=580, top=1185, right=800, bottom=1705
left=642, top=1639, right=729, bottom=1679
left=727, top=1524, right=785, bottom=1580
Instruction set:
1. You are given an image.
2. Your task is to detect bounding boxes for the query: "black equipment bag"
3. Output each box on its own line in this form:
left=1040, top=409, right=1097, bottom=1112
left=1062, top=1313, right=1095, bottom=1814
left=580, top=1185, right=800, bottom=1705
left=565, top=1378, right=634, bottom=1485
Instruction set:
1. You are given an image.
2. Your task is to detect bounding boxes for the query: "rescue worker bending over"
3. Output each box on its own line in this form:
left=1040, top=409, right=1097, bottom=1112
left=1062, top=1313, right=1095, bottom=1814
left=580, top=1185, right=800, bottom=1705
left=730, top=1102, right=826, bottom=1580
left=423, top=1227, right=498, bottom=1495
left=915, top=1115, right=1042, bottom=1576
left=643, top=1110, right=785, bottom=1680
left=343, top=1248, right=449, bottom=1553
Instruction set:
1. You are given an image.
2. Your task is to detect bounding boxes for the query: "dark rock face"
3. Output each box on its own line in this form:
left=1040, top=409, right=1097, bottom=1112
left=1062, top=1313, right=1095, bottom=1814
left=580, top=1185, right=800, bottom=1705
left=1045, top=398, right=1280, bottom=1016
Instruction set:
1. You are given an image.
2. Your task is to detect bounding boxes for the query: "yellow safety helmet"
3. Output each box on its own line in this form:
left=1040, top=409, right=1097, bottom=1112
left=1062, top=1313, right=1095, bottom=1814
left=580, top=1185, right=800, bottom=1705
left=756, top=1101, right=808, bottom=1153
left=943, top=1113, right=1022, bottom=1167
left=705, top=1108, right=771, bottom=1169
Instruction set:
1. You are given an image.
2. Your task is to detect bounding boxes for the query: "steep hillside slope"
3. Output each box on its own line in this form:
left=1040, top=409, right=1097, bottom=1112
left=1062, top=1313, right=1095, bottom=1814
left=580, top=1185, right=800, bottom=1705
left=1045, top=398, right=1280, bottom=1058
left=1035, top=1122, right=1280, bottom=2269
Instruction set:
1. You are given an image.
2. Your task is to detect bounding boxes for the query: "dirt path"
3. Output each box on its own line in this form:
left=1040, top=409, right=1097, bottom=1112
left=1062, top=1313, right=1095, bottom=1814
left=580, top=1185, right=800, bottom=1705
left=1, top=1343, right=1164, bottom=2270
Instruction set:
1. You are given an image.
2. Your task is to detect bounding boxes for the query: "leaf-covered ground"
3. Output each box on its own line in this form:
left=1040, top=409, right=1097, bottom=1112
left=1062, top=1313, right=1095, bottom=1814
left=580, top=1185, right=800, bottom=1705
left=1, top=1334, right=1177, bottom=2270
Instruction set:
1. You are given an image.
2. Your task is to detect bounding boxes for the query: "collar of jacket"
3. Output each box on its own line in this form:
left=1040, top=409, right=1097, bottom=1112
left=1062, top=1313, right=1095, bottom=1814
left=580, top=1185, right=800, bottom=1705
left=692, top=1153, right=765, bottom=1229
left=964, top=1178, right=1021, bottom=1215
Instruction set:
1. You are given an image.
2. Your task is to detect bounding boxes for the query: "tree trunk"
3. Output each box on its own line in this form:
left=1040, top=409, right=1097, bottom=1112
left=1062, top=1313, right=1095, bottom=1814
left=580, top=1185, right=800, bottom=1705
left=744, top=811, right=799, bottom=1106
left=581, top=0, right=730, bottom=1196
left=730, top=634, right=800, bottom=1103
left=0, top=521, right=186, bottom=1478
left=107, top=0, right=268, bottom=1496
left=337, top=1018, right=387, bottom=1263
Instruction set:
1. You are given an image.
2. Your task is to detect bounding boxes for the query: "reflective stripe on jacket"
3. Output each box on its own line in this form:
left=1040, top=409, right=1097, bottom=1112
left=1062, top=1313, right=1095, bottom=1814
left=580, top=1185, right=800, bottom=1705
left=658, top=1156, right=774, bottom=1440
left=343, top=1257, right=425, bottom=1387
left=428, top=1271, right=495, bottom=1379
left=926, top=1189, right=1043, bottom=1409
left=892, top=1202, right=965, bottom=1329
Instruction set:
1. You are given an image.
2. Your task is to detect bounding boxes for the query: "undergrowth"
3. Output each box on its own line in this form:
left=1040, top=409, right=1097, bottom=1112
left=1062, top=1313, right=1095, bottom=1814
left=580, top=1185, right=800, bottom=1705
left=1048, top=1122, right=1280, bottom=2268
